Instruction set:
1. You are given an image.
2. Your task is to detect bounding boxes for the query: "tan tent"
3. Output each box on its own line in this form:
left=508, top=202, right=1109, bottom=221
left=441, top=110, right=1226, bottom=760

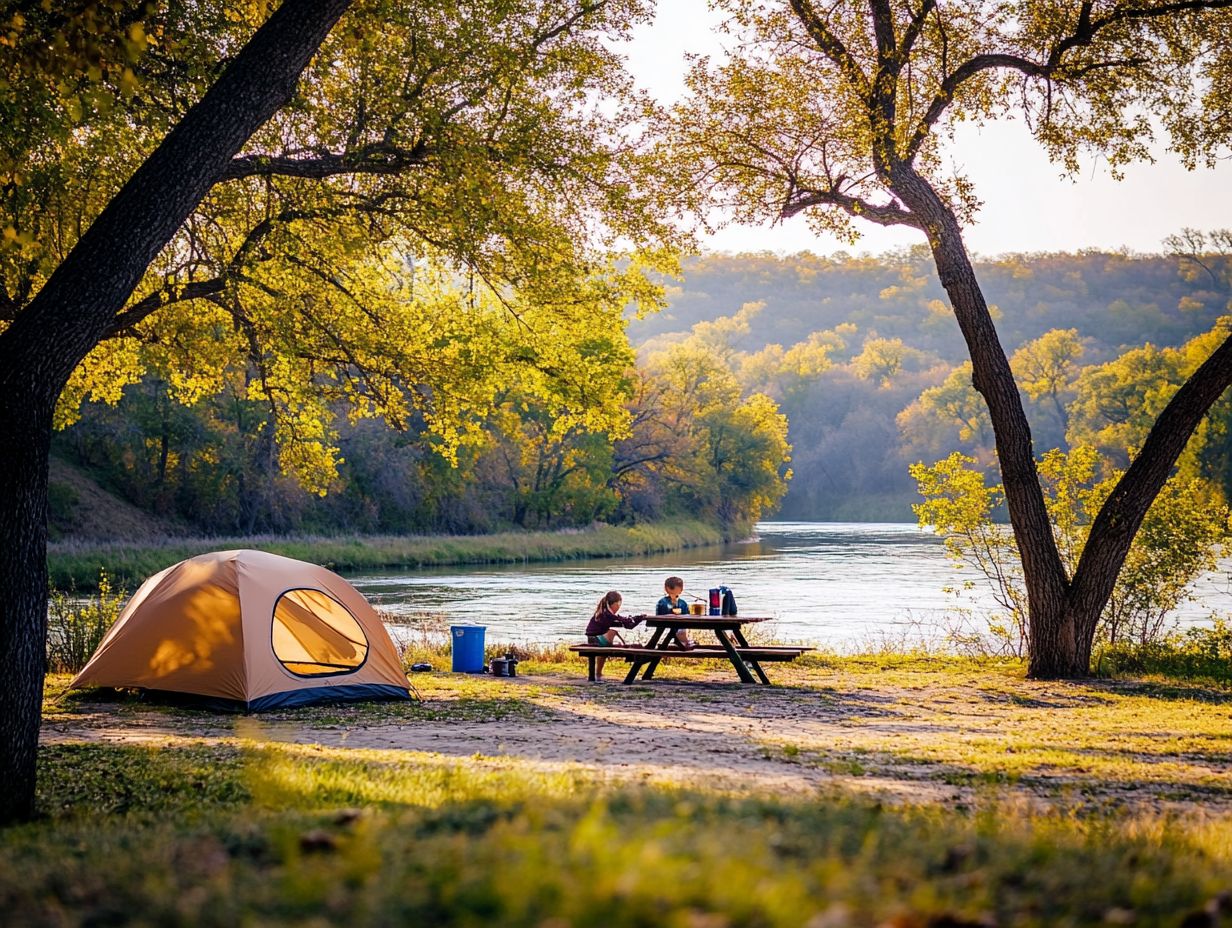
left=72, top=549, right=410, bottom=710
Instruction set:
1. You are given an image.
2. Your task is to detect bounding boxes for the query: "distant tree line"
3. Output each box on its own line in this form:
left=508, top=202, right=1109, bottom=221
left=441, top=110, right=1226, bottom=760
left=625, top=244, right=1232, bottom=521
left=53, top=244, right=1232, bottom=533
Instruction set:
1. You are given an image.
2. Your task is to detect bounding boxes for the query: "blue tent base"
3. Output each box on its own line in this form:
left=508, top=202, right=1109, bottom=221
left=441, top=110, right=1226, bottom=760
left=129, top=683, right=412, bottom=713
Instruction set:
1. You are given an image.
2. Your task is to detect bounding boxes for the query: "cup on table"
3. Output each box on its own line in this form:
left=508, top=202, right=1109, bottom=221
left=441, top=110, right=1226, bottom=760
left=689, top=602, right=705, bottom=615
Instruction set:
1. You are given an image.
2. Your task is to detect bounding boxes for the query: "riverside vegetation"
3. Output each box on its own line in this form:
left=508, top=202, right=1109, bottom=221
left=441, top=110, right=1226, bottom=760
left=44, top=519, right=724, bottom=593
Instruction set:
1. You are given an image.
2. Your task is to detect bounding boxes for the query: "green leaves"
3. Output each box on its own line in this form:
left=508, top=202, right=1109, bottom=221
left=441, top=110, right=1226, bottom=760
left=8, top=1, right=680, bottom=496
left=913, top=445, right=1231, bottom=655
left=668, top=2, right=1232, bottom=241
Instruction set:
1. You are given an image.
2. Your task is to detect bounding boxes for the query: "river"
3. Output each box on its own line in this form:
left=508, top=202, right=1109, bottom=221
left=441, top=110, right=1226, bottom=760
left=350, top=521, right=1231, bottom=649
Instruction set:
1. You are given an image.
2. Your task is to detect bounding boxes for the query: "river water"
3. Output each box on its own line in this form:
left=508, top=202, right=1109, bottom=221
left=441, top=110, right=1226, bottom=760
left=350, top=522, right=1231, bottom=649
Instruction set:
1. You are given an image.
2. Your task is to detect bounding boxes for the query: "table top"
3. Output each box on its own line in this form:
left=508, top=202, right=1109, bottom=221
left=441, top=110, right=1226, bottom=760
left=642, top=614, right=771, bottom=627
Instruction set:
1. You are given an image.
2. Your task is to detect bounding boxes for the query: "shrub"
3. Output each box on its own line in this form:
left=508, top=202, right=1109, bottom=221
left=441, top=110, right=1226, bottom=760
left=1094, top=618, right=1232, bottom=686
left=912, top=448, right=1230, bottom=659
left=46, top=571, right=125, bottom=673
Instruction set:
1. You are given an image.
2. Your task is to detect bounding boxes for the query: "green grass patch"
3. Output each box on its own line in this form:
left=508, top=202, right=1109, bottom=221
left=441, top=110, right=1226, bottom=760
left=27, top=657, right=1232, bottom=925
left=6, top=738, right=1232, bottom=926
left=47, top=520, right=727, bottom=591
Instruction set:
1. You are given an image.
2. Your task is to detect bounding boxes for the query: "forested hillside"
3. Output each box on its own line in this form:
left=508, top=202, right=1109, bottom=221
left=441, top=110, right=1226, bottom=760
left=633, top=248, right=1232, bottom=363
left=628, top=246, right=1232, bottom=521
left=53, top=246, right=1232, bottom=534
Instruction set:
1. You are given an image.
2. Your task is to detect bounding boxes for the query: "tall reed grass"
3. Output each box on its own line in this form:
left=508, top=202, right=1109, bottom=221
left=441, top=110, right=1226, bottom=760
left=48, top=520, right=727, bottom=591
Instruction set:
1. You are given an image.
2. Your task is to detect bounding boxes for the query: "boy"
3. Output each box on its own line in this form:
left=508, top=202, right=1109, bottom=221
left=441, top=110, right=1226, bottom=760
left=655, top=576, right=697, bottom=649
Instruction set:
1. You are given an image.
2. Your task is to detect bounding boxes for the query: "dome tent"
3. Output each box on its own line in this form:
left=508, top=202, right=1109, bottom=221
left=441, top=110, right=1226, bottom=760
left=72, top=549, right=410, bottom=710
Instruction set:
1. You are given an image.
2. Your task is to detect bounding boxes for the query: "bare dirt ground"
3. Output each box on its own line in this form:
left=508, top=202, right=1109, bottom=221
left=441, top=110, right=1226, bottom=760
left=41, top=661, right=1232, bottom=814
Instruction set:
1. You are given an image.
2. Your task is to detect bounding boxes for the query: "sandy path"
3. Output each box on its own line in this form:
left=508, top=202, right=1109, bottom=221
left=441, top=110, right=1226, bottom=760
left=41, top=670, right=1232, bottom=812
left=41, top=674, right=958, bottom=803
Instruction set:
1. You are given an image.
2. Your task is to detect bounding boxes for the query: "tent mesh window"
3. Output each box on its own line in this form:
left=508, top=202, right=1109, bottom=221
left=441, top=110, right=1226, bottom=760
left=272, top=588, right=369, bottom=676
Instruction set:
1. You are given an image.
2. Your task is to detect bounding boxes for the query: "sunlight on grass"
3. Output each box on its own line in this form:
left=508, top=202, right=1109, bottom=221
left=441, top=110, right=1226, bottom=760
left=10, top=738, right=1232, bottom=926
left=32, top=655, right=1232, bottom=925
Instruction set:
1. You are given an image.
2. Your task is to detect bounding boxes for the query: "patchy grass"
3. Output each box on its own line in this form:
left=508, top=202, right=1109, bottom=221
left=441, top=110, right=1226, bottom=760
left=6, top=737, right=1232, bottom=927
left=47, top=520, right=726, bottom=591
left=43, top=671, right=556, bottom=729
left=27, top=656, right=1232, bottom=926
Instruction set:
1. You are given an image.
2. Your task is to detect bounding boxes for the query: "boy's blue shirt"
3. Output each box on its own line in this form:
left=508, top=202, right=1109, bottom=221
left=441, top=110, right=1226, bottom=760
left=655, top=595, right=687, bottom=615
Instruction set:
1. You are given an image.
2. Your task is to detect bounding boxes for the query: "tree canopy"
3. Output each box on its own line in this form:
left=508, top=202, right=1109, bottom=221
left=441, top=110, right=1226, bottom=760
left=0, top=0, right=691, bottom=826
left=3, top=0, right=675, bottom=491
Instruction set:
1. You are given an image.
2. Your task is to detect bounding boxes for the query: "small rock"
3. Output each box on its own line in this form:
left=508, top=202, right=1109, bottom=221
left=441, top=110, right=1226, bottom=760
left=1102, top=908, right=1135, bottom=925
left=333, top=808, right=363, bottom=826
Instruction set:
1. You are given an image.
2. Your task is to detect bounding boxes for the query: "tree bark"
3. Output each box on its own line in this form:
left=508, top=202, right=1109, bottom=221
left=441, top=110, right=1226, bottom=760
left=0, top=0, right=352, bottom=826
left=1066, top=332, right=1232, bottom=664
left=0, top=397, right=52, bottom=828
left=886, top=162, right=1232, bottom=678
left=885, top=163, right=1081, bottom=675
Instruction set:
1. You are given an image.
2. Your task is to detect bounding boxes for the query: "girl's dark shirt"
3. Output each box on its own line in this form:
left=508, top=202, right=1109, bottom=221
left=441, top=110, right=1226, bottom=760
left=585, top=607, right=643, bottom=637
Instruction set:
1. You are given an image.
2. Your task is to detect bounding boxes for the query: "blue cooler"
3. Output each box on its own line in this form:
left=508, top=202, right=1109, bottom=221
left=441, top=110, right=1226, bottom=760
left=450, top=625, right=487, bottom=673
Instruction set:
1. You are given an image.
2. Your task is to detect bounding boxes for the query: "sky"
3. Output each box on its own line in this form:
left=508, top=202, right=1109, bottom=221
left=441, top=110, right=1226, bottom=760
left=619, top=2, right=1232, bottom=258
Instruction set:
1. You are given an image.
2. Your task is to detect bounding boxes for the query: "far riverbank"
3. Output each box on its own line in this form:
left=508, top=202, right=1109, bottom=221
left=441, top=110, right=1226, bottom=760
left=47, top=519, right=728, bottom=592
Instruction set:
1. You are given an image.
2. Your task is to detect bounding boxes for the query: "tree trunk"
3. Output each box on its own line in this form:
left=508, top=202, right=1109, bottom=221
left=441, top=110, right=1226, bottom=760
left=1066, top=331, right=1232, bottom=652
left=886, top=163, right=1082, bottom=675
left=886, top=161, right=1232, bottom=678
left=0, top=392, right=54, bottom=826
left=0, top=0, right=352, bottom=825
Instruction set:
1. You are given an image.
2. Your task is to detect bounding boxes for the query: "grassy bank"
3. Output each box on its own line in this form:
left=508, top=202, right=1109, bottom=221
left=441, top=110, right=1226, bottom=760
left=47, top=520, right=727, bottom=592
left=20, top=657, right=1232, bottom=927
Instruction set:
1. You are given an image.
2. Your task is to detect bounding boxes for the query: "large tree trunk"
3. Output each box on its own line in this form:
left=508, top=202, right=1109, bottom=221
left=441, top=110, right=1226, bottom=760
left=887, top=162, right=1232, bottom=678
left=886, top=164, right=1083, bottom=675
left=0, top=0, right=352, bottom=826
left=0, top=394, right=54, bottom=827
left=1066, top=333, right=1232, bottom=654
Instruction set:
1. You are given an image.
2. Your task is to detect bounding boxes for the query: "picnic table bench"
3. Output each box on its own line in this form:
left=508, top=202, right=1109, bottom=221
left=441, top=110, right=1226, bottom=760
left=570, top=614, right=812, bottom=685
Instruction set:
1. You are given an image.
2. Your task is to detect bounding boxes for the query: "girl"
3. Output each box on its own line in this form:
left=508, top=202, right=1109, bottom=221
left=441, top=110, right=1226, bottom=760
left=584, top=590, right=645, bottom=680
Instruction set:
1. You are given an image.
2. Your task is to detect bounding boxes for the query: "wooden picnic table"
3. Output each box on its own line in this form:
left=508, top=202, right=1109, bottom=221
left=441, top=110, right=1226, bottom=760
left=570, top=614, right=812, bottom=685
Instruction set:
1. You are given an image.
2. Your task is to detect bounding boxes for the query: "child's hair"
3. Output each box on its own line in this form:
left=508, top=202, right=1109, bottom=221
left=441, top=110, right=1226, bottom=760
left=593, top=590, right=622, bottom=618
left=664, top=576, right=684, bottom=592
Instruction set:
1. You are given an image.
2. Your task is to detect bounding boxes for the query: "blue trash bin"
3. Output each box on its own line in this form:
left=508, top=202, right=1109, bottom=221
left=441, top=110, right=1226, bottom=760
left=450, top=625, right=487, bottom=673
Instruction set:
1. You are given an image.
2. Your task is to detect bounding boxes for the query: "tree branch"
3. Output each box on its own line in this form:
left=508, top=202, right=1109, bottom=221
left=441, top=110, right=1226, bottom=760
left=781, top=186, right=923, bottom=228
left=898, top=0, right=937, bottom=62
left=220, top=140, right=431, bottom=181
left=0, top=286, right=17, bottom=321
left=1069, top=330, right=1232, bottom=622
left=103, top=277, right=226, bottom=339
left=905, top=0, right=1232, bottom=160
left=869, top=0, right=897, bottom=64
left=787, top=0, right=871, bottom=97
left=906, top=53, right=1047, bottom=158
left=0, top=0, right=353, bottom=399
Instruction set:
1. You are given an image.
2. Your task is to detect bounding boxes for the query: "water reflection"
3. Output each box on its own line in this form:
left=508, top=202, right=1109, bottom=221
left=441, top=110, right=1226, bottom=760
left=348, top=522, right=1229, bottom=648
